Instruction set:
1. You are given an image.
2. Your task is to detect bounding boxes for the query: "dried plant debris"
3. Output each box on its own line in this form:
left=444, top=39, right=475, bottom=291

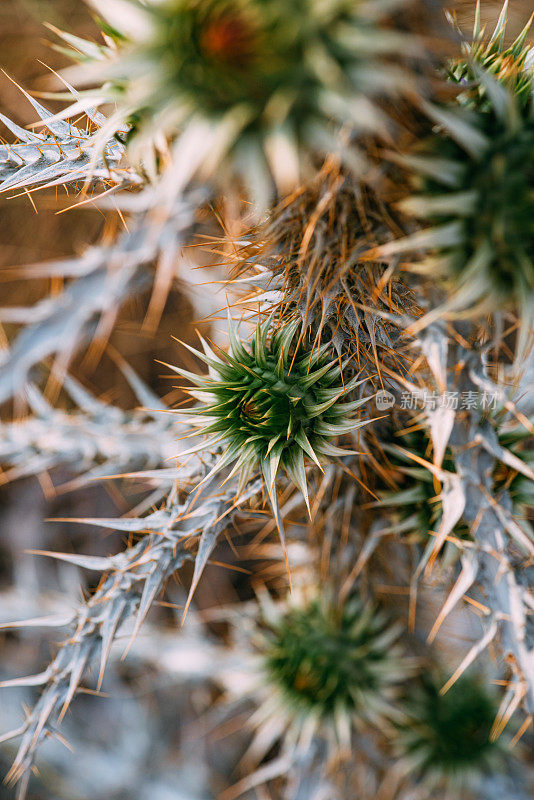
left=231, top=166, right=421, bottom=376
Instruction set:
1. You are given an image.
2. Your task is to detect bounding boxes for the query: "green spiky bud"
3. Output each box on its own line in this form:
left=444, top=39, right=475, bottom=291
left=174, top=317, right=370, bottom=512
left=260, top=593, right=410, bottom=734
left=384, top=5, right=534, bottom=317
left=449, top=2, right=534, bottom=111
left=396, top=674, right=504, bottom=792
left=393, top=76, right=534, bottom=316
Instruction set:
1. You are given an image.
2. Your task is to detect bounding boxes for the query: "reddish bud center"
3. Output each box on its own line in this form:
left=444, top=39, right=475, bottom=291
left=200, top=14, right=256, bottom=68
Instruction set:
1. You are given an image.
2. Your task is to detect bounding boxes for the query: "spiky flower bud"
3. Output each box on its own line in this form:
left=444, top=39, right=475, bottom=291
left=257, top=592, right=410, bottom=744
left=396, top=673, right=504, bottom=793
left=384, top=6, right=534, bottom=318
left=450, top=2, right=534, bottom=110
left=396, top=93, right=534, bottom=316
left=61, top=0, right=438, bottom=202
left=174, top=318, right=370, bottom=514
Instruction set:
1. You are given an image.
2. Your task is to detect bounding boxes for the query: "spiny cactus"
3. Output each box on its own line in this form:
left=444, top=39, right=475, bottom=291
left=377, top=414, right=534, bottom=558
left=495, top=418, right=534, bottom=516
left=0, top=185, right=201, bottom=405
left=0, top=460, right=262, bottom=792
left=413, top=324, right=534, bottom=713
left=0, top=373, right=177, bottom=489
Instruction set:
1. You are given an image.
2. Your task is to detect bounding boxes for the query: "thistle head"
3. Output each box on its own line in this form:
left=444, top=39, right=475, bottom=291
left=386, top=4, right=534, bottom=319
left=449, top=2, right=534, bottom=111
left=176, top=317, right=370, bottom=510
left=396, top=75, right=534, bottom=317
left=396, top=673, right=503, bottom=792
left=62, top=0, right=439, bottom=203
left=256, top=591, right=410, bottom=746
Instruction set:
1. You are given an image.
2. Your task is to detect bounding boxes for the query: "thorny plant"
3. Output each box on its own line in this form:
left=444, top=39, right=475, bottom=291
left=45, top=0, right=446, bottom=206
left=395, top=672, right=506, bottom=796
left=0, top=2, right=533, bottom=799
